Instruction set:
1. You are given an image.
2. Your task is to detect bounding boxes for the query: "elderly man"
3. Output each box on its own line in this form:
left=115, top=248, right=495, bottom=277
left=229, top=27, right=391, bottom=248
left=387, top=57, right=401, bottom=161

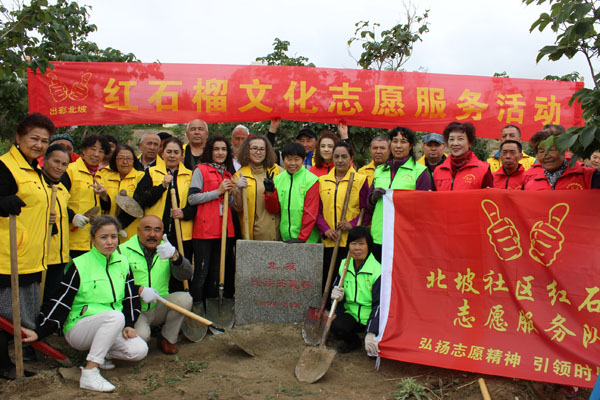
left=493, top=140, right=526, bottom=189
left=487, top=125, right=536, bottom=172
left=417, top=133, right=447, bottom=179
left=120, top=215, right=193, bottom=354
left=231, top=125, right=249, bottom=171
left=358, top=136, right=390, bottom=186
left=138, top=133, right=162, bottom=170
left=183, top=119, right=209, bottom=170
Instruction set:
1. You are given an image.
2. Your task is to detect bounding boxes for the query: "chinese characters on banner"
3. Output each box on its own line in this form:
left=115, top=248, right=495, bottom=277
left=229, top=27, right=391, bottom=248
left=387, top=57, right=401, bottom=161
left=27, top=62, right=583, bottom=140
left=378, top=190, right=600, bottom=388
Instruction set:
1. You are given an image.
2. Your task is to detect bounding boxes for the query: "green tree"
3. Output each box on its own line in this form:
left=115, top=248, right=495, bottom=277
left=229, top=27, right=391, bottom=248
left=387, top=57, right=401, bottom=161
left=524, top=0, right=600, bottom=157
left=0, top=0, right=137, bottom=140
left=255, top=38, right=315, bottom=67
left=348, top=4, right=429, bottom=71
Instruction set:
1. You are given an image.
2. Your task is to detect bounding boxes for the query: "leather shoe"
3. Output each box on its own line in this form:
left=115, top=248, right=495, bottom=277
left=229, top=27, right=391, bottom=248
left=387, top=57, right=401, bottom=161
left=157, top=336, right=178, bottom=354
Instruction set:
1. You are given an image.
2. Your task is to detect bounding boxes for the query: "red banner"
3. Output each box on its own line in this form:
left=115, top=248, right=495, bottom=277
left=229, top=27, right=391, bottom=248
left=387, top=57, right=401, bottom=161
left=378, top=190, right=600, bottom=388
left=27, top=62, right=583, bottom=139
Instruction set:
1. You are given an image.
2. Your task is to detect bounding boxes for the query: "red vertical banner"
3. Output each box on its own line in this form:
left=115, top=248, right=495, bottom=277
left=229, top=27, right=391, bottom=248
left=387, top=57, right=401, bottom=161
left=27, top=62, right=583, bottom=139
left=378, top=190, right=600, bottom=388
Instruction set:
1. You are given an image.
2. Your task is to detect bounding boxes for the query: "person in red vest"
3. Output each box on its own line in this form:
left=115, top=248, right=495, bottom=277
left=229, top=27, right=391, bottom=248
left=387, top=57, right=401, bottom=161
left=433, top=122, right=493, bottom=191
left=187, top=136, right=236, bottom=304
left=492, top=140, right=526, bottom=189
left=523, top=130, right=600, bottom=190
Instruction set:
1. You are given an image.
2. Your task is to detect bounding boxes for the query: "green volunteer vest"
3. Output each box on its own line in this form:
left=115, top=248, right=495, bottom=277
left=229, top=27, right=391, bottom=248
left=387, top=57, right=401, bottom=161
left=63, top=246, right=130, bottom=333
left=119, top=235, right=171, bottom=312
left=274, top=168, right=320, bottom=243
left=340, top=253, right=381, bottom=325
left=371, top=157, right=427, bottom=244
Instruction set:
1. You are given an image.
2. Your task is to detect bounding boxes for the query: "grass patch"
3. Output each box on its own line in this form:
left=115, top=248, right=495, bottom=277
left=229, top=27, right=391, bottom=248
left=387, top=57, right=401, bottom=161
left=393, top=378, right=432, bottom=400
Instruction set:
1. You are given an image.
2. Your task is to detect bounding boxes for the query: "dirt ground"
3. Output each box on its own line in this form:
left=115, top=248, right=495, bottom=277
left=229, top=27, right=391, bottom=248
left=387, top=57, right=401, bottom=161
left=0, top=323, right=593, bottom=399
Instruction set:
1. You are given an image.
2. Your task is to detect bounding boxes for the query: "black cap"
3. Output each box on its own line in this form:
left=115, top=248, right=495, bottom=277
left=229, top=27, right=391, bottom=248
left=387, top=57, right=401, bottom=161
left=296, top=128, right=317, bottom=140
left=157, top=131, right=172, bottom=140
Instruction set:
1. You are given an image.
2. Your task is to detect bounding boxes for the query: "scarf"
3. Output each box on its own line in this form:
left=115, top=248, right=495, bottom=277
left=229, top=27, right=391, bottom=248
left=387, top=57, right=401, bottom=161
left=83, top=159, right=99, bottom=176
left=449, top=151, right=473, bottom=176
left=208, top=162, right=226, bottom=175
left=544, top=160, right=568, bottom=189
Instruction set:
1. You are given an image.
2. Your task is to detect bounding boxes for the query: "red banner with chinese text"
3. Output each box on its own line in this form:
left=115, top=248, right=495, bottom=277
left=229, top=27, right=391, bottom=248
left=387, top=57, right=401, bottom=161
left=378, top=190, right=600, bottom=388
left=27, top=62, right=584, bottom=139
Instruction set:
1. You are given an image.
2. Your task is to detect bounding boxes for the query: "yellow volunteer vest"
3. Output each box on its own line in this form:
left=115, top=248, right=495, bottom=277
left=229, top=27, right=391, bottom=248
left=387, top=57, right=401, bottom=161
left=47, top=182, right=70, bottom=265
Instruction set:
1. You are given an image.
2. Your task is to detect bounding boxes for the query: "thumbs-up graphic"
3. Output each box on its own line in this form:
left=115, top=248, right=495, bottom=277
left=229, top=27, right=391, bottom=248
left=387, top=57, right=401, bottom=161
left=481, top=199, right=523, bottom=261
left=47, top=72, right=69, bottom=102
left=529, top=203, right=569, bottom=267
left=69, top=72, right=92, bottom=101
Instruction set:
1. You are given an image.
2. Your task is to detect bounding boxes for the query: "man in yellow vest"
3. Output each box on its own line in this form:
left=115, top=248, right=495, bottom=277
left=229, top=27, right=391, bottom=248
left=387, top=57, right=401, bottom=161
left=357, top=136, right=390, bottom=186
left=183, top=119, right=209, bottom=170
left=487, top=125, right=536, bottom=172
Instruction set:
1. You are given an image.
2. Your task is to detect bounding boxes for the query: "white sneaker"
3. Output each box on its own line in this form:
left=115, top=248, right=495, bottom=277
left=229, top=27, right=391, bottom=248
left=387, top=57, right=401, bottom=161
left=79, top=367, right=116, bottom=392
left=99, top=359, right=116, bottom=370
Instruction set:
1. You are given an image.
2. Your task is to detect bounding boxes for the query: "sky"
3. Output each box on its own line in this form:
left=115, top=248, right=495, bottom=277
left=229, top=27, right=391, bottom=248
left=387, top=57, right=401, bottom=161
left=82, top=0, right=596, bottom=87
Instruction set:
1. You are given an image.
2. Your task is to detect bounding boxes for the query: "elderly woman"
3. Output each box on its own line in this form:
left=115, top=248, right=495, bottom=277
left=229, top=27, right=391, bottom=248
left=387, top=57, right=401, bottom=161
left=523, top=130, right=600, bottom=190
left=0, top=113, right=55, bottom=378
left=369, top=126, right=431, bottom=262
left=309, top=131, right=339, bottom=177
left=23, top=216, right=149, bottom=392
left=433, top=122, right=492, bottom=191
left=232, top=135, right=282, bottom=241
left=96, top=144, right=145, bottom=238
left=63, top=134, right=112, bottom=258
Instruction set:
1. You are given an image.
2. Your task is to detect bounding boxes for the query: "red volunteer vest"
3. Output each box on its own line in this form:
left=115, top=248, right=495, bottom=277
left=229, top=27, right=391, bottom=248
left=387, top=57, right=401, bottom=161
left=523, top=164, right=594, bottom=190
left=433, top=154, right=491, bottom=191
left=192, top=164, right=235, bottom=239
left=493, top=165, right=525, bottom=190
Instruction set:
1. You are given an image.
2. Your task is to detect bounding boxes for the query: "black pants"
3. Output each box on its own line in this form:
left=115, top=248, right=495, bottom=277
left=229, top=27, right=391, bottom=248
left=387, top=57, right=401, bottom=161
left=168, top=239, right=193, bottom=293
left=191, top=238, right=235, bottom=302
left=331, top=311, right=365, bottom=346
left=43, top=263, right=66, bottom=305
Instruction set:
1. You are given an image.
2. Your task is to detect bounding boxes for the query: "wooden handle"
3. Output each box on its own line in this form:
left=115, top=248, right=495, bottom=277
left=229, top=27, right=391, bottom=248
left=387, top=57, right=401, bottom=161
left=41, top=185, right=58, bottom=304
left=9, top=214, right=24, bottom=378
left=478, top=378, right=491, bottom=400
left=242, top=188, right=250, bottom=240
left=159, top=297, right=213, bottom=327
left=170, top=188, right=188, bottom=291
left=219, top=191, right=229, bottom=286
left=320, top=172, right=356, bottom=314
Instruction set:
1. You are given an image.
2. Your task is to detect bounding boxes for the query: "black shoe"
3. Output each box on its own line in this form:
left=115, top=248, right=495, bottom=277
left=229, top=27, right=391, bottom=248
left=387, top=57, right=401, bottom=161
left=22, top=344, right=37, bottom=362
left=337, top=340, right=361, bottom=354
left=0, top=366, right=36, bottom=380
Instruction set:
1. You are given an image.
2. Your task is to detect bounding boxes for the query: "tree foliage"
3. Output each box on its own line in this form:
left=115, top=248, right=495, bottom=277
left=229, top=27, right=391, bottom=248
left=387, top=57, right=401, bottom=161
left=348, top=4, right=429, bottom=71
left=255, top=38, right=315, bottom=67
left=0, top=0, right=137, bottom=140
left=524, top=0, right=600, bottom=157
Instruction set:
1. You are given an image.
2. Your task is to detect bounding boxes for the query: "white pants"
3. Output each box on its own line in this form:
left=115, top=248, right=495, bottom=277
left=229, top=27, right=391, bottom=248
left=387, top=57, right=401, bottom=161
left=65, top=310, right=148, bottom=365
left=135, top=291, right=193, bottom=344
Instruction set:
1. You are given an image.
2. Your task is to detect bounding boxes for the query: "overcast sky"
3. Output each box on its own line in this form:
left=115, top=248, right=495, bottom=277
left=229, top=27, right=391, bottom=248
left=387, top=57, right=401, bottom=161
left=84, top=0, right=594, bottom=86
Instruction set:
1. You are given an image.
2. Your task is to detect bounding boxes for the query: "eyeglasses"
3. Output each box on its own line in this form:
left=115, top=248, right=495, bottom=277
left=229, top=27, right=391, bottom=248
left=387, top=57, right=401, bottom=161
left=116, top=157, right=134, bottom=162
left=249, top=147, right=266, bottom=153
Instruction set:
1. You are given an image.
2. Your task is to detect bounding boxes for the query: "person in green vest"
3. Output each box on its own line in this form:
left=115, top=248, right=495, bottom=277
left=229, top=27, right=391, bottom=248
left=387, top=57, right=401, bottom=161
left=368, top=127, right=432, bottom=262
left=330, top=226, right=381, bottom=355
left=120, top=215, right=193, bottom=355
left=264, top=142, right=320, bottom=243
left=22, top=216, right=148, bottom=392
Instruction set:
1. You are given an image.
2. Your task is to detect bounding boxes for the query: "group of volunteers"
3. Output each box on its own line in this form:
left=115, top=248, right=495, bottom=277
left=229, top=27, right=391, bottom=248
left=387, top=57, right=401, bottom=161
left=1, top=112, right=599, bottom=392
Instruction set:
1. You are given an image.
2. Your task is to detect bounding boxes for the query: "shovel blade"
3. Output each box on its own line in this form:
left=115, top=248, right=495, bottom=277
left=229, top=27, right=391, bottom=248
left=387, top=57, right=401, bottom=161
left=205, top=297, right=235, bottom=330
left=301, top=307, right=328, bottom=345
left=295, top=346, right=337, bottom=383
left=225, top=331, right=258, bottom=357
left=181, top=302, right=208, bottom=343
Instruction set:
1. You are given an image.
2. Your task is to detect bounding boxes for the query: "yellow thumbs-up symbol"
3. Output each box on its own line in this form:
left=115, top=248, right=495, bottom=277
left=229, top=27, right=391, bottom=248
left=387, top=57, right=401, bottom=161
left=481, top=199, right=523, bottom=261
left=529, top=203, right=569, bottom=267
left=69, top=72, right=92, bottom=101
left=47, top=72, right=69, bottom=102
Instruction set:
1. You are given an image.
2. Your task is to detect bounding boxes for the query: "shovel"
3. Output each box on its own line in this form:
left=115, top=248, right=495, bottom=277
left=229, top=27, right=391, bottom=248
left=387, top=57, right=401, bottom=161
left=41, top=185, right=58, bottom=304
left=295, top=253, right=354, bottom=383
left=158, top=297, right=255, bottom=356
left=205, top=191, right=235, bottom=333
left=115, top=189, right=144, bottom=218
left=302, top=172, right=355, bottom=345
left=242, top=187, right=250, bottom=240
left=69, top=205, right=100, bottom=232
left=9, top=214, right=24, bottom=378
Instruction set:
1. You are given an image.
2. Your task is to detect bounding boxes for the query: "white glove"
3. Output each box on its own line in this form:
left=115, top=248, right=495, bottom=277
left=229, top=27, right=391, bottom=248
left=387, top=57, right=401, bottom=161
left=236, top=176, right=248, bottom=188
left=157, top=234, right=176, bottom=259
left=140, top=287, right=161, bottom=304
left=365, top=332, right=379, bottom=357
left=119, top=230, right=128, bottom=238
left=331, top=286, right=345, bottom=301
left=73, top=214, right=89, bottom=228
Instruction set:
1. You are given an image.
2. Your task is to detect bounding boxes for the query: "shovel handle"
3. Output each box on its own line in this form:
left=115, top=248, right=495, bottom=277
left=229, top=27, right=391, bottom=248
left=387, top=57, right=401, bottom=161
left=42, top=185, right=58, bottom=305
left=319, top=253, right=354, bottom=347
left=219, top=191, right=229, bottom=286
left=9, top=214, right=24, bottom=378
left=170, top=188, right=188, bottom=291
left=242, top=187, right=250, bottom=240
left=158, top=297, right=213, bottom=327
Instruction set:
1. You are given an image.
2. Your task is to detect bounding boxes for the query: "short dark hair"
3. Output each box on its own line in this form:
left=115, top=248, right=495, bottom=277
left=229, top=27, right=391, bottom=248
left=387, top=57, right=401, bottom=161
left=44, top=144, right=69, bottom=159
left=443, top=122, right=476, bottom=144
left=333, top=141, right=353, bottom=157
left=16, top=113, right=55, bottom=138
left=281, top=142, right=306, bottom=160
left=500, top=139, right=523, bottom=153
left=347, top=226, right=374, bottom=254
left=389, top=126, right=416, bottom=158
left=314, top=131, right=340, bottom=168
left=102, top=134, right=118, bottom=146
left=161, top=136, right=184, bottom=153
left=200, top=135, right=233, bottom=169
left=371, top=135, right=389, bottom=145
left=237, top=136, right=277, bottom=169
left=81, top=134, right=111, bottom=154
left=90, top=215, right=122, bottom=238
left=502, top=125, right=521, bottom=137
left=109, top=144, right=143, bottom=172
left=529, top=130, right=557, bottom=153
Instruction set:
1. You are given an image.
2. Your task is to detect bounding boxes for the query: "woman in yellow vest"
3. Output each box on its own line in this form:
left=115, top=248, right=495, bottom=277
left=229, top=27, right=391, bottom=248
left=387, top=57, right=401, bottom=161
left=0, top=113, right=54, bottom=379
left=96, top=144, right=145, bottom=239
left=232, top=135, right=282, bottom=241
left=63, top=134, right=111, bottom=258
left=316, top=142, right=370, bottom=291
left=41, top=144, right=71, bottom=304
left=135, top=137, right=195, bottom=291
